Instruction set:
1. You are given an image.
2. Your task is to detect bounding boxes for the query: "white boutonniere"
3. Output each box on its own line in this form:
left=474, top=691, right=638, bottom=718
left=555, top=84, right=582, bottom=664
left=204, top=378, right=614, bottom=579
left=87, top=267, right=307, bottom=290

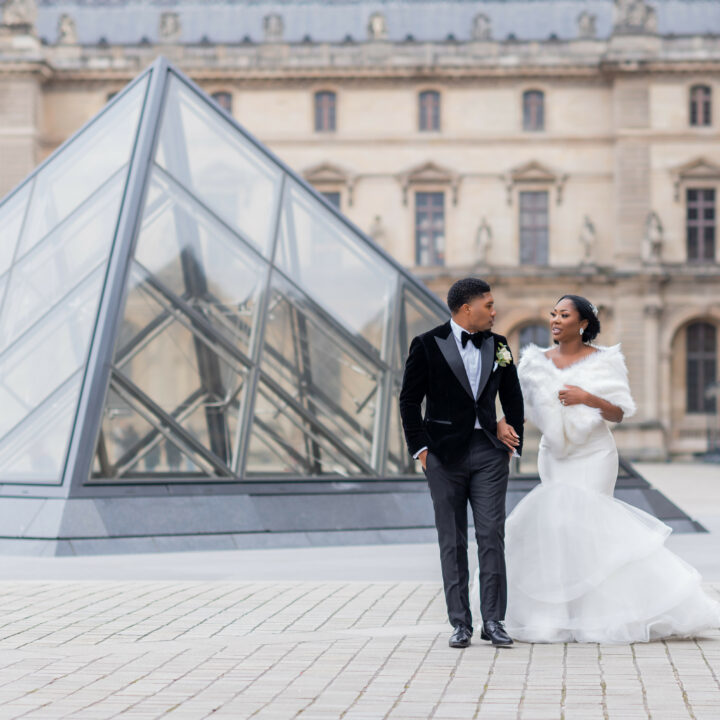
left=495, top=342, right=513, bottom=368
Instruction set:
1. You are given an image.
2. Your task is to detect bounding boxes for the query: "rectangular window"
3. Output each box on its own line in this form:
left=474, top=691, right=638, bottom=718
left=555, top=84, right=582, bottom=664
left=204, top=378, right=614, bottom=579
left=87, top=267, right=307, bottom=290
left=519, top=191, right=549, bottom=265
left=321, top=191, right=341, bottom=209
left=314, top=91, right=336, bottom=132
left=415, top=192, right=445, bottom=266
left=687, top=323, right=717, bottom=414
left=686, top=188, right=716, bottom=262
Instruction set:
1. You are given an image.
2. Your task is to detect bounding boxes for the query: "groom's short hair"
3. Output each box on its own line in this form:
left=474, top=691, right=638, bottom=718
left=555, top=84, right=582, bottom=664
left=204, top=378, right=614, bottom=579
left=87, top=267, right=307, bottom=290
left=447, top=278, right=491, bottom=314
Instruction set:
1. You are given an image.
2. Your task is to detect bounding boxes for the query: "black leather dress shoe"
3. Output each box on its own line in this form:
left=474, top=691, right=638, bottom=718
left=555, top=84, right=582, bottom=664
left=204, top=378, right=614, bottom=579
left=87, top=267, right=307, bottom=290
left=480, top=620, right=513, bottom=647
left=449, top=625, right=472, bottom=648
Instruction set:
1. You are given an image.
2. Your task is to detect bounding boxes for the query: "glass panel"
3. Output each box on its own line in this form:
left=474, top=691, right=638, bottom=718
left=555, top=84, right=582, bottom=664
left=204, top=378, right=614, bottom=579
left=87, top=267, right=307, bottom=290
left=396, top=286, right=446, bottom=369
left=276, top=180, right=396, bottom=354
left=17, top=78, right=147, bottom=259
left=387, top=380, right=415, bottom=476
left=0, top=373, right=81, bottom=483
left=0, top=182, right=32, bottom=277
left=156, top=76, right=283, bottom=257
left=107, top=268, right=248, bottom=476
left=245, top=274, right=382, bottom=477
left=0, top=267, right=105, bottom=483
left=133, top=169, right=267, bottom=358
left=93, top=388, right=203, bottom=479
left=0, top=169, right=125, bottom=354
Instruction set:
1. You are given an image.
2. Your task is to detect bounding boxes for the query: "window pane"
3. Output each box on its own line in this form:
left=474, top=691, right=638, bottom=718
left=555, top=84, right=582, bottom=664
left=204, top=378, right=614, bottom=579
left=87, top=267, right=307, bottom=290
left=519, top=191, right=548, bottom=265
left=321, top=191, right=341, bottom=209
left=0, top=373, right=81, bottom=484
left=0, top=268, right=104, bottom=449
left=17, top=77, right=147, bottom=259
left=133, top=170, right=267, bottom=358
left=415, top=191, right=445, bottom=266
left=0, top=169, right=125, bottom=354
left=276, top=180, right=396, bottom=353
left=157, top=76, right=283, bottom=257
left=519, top=324, right=550, bottom=349
left=245, top=273, right=383, bottom=477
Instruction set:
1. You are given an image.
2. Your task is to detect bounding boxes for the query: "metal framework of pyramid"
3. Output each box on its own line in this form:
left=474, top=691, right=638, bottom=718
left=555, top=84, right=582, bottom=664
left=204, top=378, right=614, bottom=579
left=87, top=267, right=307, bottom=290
left=0, top=57, right=449, bottom=498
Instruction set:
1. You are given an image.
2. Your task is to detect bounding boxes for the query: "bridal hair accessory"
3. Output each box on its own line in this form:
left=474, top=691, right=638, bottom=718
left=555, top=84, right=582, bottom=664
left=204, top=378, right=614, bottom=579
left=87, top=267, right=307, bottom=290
left=589, top=302, right=599, bottom=317
left=496, top=343, right=513, bottom=367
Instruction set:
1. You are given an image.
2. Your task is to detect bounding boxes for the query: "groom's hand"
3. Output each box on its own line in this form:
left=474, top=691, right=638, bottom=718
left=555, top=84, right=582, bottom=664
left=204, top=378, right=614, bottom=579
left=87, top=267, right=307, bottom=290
left=497, top=417, right=520, bottom=452
left=418, top=449, right=428, bottom=470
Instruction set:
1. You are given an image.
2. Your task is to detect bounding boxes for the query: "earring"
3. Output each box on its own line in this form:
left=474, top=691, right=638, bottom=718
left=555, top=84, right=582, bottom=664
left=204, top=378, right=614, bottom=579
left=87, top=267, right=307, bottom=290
left=579, top=328, right=584, bottom=336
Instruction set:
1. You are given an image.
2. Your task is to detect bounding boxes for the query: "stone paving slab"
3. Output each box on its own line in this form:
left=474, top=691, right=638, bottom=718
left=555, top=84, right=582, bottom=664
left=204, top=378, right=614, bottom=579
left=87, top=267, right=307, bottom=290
left=0, top=581, right=717, bottom=719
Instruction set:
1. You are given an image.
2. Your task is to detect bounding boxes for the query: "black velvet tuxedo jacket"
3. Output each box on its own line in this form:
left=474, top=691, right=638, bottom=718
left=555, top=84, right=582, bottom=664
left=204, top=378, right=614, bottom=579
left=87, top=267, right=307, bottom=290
left=399, top=321, right=525, bottom=465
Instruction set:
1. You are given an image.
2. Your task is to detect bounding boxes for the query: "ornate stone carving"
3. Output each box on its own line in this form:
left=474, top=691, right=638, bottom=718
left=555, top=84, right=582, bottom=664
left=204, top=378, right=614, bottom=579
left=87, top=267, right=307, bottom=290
left=643, top=211, right=664, bottom=263
left=613, top=0, right=658, bottom=35
left=472, top=14, right=492, bottom=41
left=57, top=13, right=77, bottom=45
left=159, top=12, right=181, bottom=43
left=396, top=161, right=460, bottom=206
left=474, top=217, right=492, bottom=264
left=579, top=215, right=597, bottom=263
left=367, top=12, right=387, bottom=41
left=670, top=157, right=720, bottom=202
left=263, top=13, right=284, bottom=43
left=502, top=160, right=568, bottom=205
left=577, top=11, right=597, bottom=39
left=1, top=0, right=36, bottom=27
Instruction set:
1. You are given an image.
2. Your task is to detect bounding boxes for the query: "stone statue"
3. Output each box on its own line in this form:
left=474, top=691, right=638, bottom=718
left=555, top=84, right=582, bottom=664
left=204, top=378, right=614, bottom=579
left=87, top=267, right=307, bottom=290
left=57, top=14, right=77, bottom=45
left=614, top=0, right=658, bottom=34
left=263, top=13, right=284, bottom=42
left=159, top=11, right=181, bottom=43
left=367, top=12, right=387, bottom=41
left=369, top=215, right=386, bottom=247
left=577, top=11, right=597, bottom=39
left=474, top=217, right=492, bottom=264
left=2, top=0, right=37, bottom=27
left=579, top=215, right=596, bottom=263
left=643, top=211, right=664, bottom=263
left=472, top=13, right=492, bottom=41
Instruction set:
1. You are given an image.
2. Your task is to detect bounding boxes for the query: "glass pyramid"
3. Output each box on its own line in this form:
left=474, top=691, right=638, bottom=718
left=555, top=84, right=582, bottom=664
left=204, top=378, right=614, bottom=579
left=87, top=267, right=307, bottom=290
left=0, top=58, right=447, bottom=491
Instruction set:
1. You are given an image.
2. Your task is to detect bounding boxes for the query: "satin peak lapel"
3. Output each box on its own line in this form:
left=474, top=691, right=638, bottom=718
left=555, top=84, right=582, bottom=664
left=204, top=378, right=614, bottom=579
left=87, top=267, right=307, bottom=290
left=476, top=337, right=495, bottom=400
left=435, top=333, right=473, bottom=399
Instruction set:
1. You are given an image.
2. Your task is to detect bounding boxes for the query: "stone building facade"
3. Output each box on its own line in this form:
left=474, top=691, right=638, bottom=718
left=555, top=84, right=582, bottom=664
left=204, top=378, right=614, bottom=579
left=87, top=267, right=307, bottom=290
left=1, top=0, right=720, bottom=459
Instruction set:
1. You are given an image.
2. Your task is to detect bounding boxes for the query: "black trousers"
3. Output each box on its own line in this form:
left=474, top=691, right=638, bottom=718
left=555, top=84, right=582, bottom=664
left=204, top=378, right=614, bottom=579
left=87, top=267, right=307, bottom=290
left=424, top=429, right=510, bottom=631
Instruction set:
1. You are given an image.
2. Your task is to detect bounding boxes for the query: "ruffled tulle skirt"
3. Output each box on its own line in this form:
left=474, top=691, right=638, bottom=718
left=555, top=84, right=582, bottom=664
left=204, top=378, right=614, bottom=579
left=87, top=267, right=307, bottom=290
left=472, top=426, right=720, bottom=643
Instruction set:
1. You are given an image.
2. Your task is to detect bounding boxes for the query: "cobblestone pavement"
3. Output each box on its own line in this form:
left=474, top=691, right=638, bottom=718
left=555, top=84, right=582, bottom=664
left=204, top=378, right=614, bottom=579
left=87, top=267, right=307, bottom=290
left=0, top=581, right=717, bottom=719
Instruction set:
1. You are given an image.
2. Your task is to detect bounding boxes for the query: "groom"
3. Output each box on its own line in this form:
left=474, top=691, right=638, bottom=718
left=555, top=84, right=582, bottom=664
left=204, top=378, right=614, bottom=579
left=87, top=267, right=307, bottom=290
left=399, top=278, right=524, bottom=648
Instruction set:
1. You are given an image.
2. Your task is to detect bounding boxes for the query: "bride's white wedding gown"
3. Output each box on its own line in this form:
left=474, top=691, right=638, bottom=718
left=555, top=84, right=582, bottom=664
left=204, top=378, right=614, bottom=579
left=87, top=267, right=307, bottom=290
left=472, top=343, right=720, bottom=643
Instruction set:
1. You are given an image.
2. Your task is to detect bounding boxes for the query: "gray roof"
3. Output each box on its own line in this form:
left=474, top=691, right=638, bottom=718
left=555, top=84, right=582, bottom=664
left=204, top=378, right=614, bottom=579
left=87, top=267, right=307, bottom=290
left=35, top=1, right=720, bottom=46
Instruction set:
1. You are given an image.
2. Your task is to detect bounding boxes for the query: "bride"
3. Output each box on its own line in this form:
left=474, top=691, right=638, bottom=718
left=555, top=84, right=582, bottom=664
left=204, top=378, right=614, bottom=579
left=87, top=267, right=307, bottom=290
left=473, top=294, right=720, bottom=643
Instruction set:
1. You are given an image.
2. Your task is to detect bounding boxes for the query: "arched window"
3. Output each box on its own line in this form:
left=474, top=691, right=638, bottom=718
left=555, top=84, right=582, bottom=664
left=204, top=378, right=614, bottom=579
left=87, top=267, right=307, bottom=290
left=523, top=90, right=545, bottom=131
left=519, top=324, right=550, bottom=350
left=314, top=91, right=336, bottom=132
left=211, top=91, right=233, bottom=114
left=686, top=322, right=717, bottom=413
left=689, top=85, right=712, bottom=127
left=418, top=90, right=441, bottom=132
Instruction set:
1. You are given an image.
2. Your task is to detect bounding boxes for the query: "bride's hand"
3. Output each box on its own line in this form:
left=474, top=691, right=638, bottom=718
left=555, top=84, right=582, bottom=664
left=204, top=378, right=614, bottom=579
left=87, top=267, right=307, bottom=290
left=558, top=384, right=589, bottom=407
left=497, top=417, right=520, bottom=452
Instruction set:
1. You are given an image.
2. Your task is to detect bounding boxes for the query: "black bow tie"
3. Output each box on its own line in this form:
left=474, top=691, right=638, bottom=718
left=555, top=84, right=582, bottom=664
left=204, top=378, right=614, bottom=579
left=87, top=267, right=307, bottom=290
left=460, top=330, right=490, bottom=349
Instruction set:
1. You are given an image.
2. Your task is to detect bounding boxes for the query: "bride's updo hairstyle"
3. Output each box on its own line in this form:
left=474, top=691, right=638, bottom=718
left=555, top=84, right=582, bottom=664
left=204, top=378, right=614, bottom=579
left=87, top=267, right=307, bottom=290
left=557, top=294, right=601, bottom=344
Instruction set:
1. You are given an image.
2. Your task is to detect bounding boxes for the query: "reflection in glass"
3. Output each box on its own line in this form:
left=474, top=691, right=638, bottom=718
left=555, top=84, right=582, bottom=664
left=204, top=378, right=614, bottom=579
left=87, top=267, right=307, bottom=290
left=0, top=374, right=81, bottom=483
left=276, top=180, right=396, bottom=354
left=156, top=76, right=283, bottom=256
left=133, top=169, right=266, bottom=358
left=17, top=78, right=147, bottom=258
left=0, top=269, right=104, bottom=452
left=0, top=170, right=125, bottom=354
left=0, top=182, right=32, bottom=277
left=245, top=274, right=381, bottom=477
